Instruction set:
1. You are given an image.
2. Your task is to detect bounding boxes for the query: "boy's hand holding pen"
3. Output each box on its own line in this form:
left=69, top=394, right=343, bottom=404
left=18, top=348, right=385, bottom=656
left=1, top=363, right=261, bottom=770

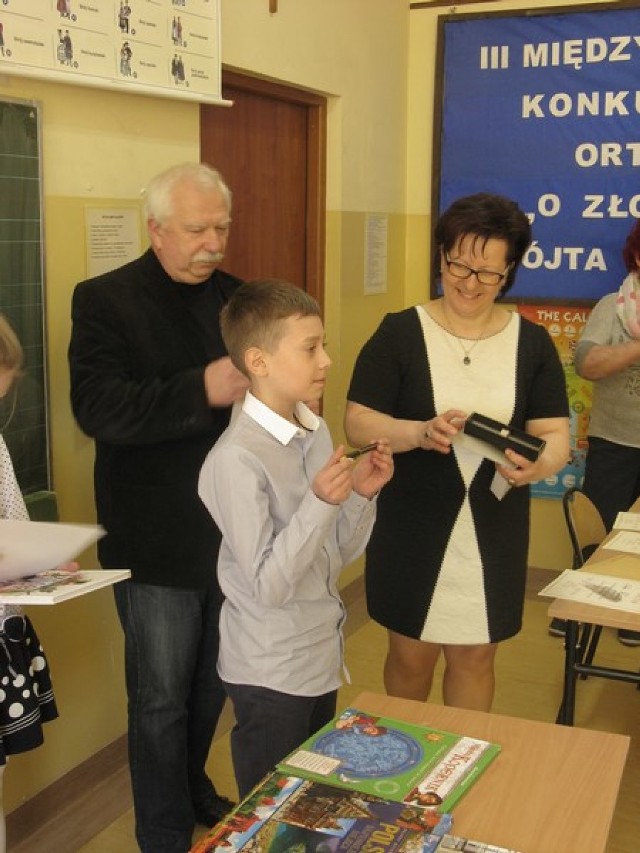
left=313, top=441, right=394, bottom=505
left=345, top=441, right=378, bottom=459
left=349, top=439, right=394, bottom=500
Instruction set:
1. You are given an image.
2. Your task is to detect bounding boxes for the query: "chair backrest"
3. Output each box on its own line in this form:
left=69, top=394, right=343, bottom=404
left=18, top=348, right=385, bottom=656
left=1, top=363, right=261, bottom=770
left=562, top=487, right=607, bottom=568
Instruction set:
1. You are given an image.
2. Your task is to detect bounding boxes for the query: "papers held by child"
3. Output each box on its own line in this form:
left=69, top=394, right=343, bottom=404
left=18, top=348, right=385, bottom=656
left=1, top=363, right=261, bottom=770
left=0, top=519, right=104, bottom=582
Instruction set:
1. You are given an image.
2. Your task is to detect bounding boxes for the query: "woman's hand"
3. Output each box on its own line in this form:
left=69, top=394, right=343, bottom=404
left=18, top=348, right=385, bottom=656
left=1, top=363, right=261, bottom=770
left=351, top=439, right=394, bottom=499
left=496, top=449, right=536, bottom=487
left=496, top=415, right=570, bottom=487
left=420, top=409, right=467, bottom=454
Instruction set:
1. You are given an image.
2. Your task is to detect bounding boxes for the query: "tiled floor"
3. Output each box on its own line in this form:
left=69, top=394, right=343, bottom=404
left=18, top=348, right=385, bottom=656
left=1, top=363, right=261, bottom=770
left=18, top=575, right=640, bottom=852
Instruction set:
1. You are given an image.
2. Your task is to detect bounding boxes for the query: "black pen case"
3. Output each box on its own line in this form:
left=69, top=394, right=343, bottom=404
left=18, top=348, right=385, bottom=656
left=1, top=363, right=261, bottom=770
left=463, top=412, right=546, bottom=462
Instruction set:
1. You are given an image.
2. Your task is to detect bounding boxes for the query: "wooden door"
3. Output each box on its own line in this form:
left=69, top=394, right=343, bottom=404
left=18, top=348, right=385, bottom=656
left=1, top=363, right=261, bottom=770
left=200, top=70, right=326, bottom=307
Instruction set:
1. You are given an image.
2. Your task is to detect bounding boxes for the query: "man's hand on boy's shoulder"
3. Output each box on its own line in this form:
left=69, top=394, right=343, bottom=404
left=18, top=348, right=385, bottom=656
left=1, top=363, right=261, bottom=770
left=350, top=439, right=394, bottom=500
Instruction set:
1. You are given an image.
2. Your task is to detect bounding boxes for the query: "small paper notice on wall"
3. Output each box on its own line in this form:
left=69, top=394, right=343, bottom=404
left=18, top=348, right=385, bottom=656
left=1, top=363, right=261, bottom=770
left=364, top=213, right=388, bottom=295
left=86, top=207, right=141, bottom=278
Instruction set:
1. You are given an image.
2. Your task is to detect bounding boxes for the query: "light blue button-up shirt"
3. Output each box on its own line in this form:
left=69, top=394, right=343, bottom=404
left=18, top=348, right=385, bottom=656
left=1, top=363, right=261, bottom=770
left=198, top=392, right=377, bottom=696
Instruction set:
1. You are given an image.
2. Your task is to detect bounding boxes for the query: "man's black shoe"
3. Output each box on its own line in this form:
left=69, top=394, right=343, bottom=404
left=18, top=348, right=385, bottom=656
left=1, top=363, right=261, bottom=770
left=194, top=794, right=236, bottom=827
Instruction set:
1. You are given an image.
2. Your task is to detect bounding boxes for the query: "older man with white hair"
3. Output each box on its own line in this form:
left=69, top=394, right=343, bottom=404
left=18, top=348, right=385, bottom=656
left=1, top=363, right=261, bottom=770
left=69, top=163, right=249, bottom=853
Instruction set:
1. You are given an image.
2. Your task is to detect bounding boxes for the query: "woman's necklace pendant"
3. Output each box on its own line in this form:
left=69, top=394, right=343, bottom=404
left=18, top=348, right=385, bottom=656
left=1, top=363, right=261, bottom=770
left=463, top=354, right=471, bottom=366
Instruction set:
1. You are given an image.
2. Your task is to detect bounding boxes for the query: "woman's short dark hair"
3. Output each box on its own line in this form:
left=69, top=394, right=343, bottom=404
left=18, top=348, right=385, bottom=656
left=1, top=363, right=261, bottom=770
left=622, top=219, right=640, bottom=274
left=434, top=192, right=532, bottom=295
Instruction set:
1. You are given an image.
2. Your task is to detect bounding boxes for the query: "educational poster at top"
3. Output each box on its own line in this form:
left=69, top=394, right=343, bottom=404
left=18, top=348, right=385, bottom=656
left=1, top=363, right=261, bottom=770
left=0, top=0, right=223, bottom=104
left=518, top=304, right=592, bottom=499
left=436, top=6, right=639, bottom=302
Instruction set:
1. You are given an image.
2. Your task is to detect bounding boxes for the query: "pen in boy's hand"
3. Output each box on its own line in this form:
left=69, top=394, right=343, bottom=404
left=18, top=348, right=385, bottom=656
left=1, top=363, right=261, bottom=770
left=345, top=442, right=378, bottom=460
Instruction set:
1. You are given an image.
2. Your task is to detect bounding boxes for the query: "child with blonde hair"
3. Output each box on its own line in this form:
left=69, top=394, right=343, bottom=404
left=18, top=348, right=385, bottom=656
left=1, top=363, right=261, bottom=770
left=0, top=314, right=59, bottom=852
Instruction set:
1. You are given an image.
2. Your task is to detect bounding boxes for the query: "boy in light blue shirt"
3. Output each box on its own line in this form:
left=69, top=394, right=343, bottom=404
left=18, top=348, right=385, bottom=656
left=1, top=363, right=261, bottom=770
left=198, top=279, right=393, bottom=797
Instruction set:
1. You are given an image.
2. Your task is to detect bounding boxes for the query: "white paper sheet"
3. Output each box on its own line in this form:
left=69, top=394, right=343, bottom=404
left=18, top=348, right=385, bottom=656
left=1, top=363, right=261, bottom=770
left=613, top=511, right=640, bottom=532
left=539, top=569, right=640, bottom=612
left=451, top=431, right=517, bottom=468
left=602, top=530, right=640, bottom=555
left=0, top=519, right=104, bottom=582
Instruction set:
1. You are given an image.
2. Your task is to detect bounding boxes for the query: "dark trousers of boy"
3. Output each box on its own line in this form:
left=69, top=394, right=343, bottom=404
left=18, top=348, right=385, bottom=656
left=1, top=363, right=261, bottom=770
left=224, top=683, right=337, bottom=798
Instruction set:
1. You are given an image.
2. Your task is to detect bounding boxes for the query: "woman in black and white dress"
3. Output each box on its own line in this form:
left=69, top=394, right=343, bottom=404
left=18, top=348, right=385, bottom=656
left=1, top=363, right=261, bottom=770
left=345, top=193, right=569, bottom=712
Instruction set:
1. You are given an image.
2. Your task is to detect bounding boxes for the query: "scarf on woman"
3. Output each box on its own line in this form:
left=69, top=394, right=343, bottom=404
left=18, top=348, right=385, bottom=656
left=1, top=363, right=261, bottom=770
left=615, top=271, right=640, bottom=339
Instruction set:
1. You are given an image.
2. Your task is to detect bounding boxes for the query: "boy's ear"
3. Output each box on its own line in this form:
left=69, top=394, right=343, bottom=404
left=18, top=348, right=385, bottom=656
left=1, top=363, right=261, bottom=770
left=244, top=346, right=268, bottom=377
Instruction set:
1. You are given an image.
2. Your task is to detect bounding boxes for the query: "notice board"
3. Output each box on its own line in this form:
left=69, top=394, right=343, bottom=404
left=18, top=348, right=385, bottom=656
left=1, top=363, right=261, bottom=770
left=434, top=3, right=640, bottom=303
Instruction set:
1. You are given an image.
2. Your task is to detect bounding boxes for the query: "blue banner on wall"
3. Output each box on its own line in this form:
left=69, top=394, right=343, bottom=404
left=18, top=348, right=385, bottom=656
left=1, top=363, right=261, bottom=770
left=436, top=5, right=640, bottom=302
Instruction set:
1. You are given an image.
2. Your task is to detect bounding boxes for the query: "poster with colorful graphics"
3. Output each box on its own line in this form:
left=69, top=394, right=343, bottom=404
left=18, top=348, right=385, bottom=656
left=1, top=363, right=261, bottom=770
left=0, top=0, right=223, bottom=104
left=518, top=305, right=592, bottom=500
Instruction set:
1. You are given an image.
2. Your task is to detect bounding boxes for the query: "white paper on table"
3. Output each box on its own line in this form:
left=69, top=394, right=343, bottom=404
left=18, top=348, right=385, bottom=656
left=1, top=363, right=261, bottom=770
left=0, top=519, right=104, bottom=582
left=613, top=512, right=640, bottom=532
left=538, top=569, right=640, bottom=612
left=602, top=530, right=640, bottom=555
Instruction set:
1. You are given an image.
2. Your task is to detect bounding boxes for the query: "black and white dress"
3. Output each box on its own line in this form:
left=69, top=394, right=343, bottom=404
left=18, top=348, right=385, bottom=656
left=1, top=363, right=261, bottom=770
left=347, top=306, right=568, bottom=644
left=0, top=436, right=57, bottom=764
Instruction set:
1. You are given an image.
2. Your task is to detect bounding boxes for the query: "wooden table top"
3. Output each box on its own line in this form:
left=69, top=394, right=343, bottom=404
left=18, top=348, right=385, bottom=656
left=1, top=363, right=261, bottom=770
left=353, top=691, right=629, bottom=853
left=548, top=507, right=640, bottom=628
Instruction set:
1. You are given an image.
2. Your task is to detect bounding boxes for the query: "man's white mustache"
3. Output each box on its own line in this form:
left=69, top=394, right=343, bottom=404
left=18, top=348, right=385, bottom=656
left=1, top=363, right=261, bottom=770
left=193, top=253, right=225, bottom=263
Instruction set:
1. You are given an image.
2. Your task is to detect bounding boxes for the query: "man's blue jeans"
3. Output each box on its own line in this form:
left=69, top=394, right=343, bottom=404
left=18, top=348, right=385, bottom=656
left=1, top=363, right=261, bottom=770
left=114, top=579, right=226, bottom=853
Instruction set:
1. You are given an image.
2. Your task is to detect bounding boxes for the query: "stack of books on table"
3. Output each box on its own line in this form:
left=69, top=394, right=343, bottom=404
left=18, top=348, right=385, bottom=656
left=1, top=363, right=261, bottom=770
left=191, top=707, right=521, bottom=853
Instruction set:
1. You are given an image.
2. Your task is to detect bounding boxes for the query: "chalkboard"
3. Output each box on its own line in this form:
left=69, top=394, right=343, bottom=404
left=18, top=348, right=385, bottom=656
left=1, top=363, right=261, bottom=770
left=433, top=3, right=639, bottom=303
left=0, top=98, right=50, bottom=494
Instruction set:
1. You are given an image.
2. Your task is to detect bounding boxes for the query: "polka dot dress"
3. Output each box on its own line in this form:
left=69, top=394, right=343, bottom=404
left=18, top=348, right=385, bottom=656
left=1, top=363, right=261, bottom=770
left=0, top=436, right=58, bottom=764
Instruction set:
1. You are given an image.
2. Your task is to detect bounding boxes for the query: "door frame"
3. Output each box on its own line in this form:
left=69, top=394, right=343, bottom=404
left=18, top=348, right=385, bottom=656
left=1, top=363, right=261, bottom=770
left=220, top=68, right=327, bottom=308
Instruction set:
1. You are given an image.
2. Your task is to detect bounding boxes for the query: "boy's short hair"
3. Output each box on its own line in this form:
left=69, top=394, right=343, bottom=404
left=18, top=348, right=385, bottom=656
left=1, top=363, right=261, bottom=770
left=221, top=280, right=321, bottom=375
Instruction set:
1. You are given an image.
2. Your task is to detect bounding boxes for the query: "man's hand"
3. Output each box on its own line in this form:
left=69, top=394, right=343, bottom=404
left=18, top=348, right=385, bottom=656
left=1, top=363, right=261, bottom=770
left=204, top=357, right=250, bottom=407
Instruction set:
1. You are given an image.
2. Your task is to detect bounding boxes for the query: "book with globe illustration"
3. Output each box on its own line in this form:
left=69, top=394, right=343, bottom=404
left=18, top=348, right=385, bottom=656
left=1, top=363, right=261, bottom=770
left=276, top=707, right=501, bottom=815
left=190, top=771, right=453, bottom=853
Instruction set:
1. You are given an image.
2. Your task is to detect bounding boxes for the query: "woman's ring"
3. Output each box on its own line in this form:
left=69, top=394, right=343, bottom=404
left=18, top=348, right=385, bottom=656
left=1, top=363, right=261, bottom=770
left=508, top=478, right=516, bottom=487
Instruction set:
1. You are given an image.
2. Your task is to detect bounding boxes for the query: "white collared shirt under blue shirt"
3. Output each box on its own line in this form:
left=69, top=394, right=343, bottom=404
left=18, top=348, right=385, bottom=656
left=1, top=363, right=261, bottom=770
left=198, top=392, right=377, bottom=697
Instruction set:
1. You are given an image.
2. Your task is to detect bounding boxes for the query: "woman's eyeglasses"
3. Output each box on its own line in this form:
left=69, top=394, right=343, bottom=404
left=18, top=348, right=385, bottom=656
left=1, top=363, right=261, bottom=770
left=444, top=254, right=510, bottom=287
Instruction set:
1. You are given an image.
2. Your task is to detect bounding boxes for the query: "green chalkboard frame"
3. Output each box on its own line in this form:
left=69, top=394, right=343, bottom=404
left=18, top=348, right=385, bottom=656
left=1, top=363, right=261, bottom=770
left=0, top=96, right=50, bottom=494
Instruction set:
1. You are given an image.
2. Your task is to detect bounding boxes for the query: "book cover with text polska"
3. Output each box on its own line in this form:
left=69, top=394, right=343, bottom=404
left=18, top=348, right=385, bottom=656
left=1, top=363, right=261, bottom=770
left=276, top=708, right=501, bottom=814
left=190, top=772, right=452, bottom=853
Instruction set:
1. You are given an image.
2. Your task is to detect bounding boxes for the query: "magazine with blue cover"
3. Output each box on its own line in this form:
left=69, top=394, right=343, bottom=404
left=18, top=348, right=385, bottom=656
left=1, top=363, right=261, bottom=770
left=276, top=708, right=501, bottom=814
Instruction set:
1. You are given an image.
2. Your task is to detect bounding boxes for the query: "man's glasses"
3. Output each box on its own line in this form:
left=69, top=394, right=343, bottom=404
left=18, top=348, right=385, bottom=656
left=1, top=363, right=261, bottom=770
left=444, top=254, right=510, bottom=287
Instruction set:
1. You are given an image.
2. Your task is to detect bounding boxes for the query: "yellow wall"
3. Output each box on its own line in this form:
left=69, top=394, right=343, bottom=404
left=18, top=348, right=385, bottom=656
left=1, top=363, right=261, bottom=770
left=0, top=0, right=618, bottom=813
